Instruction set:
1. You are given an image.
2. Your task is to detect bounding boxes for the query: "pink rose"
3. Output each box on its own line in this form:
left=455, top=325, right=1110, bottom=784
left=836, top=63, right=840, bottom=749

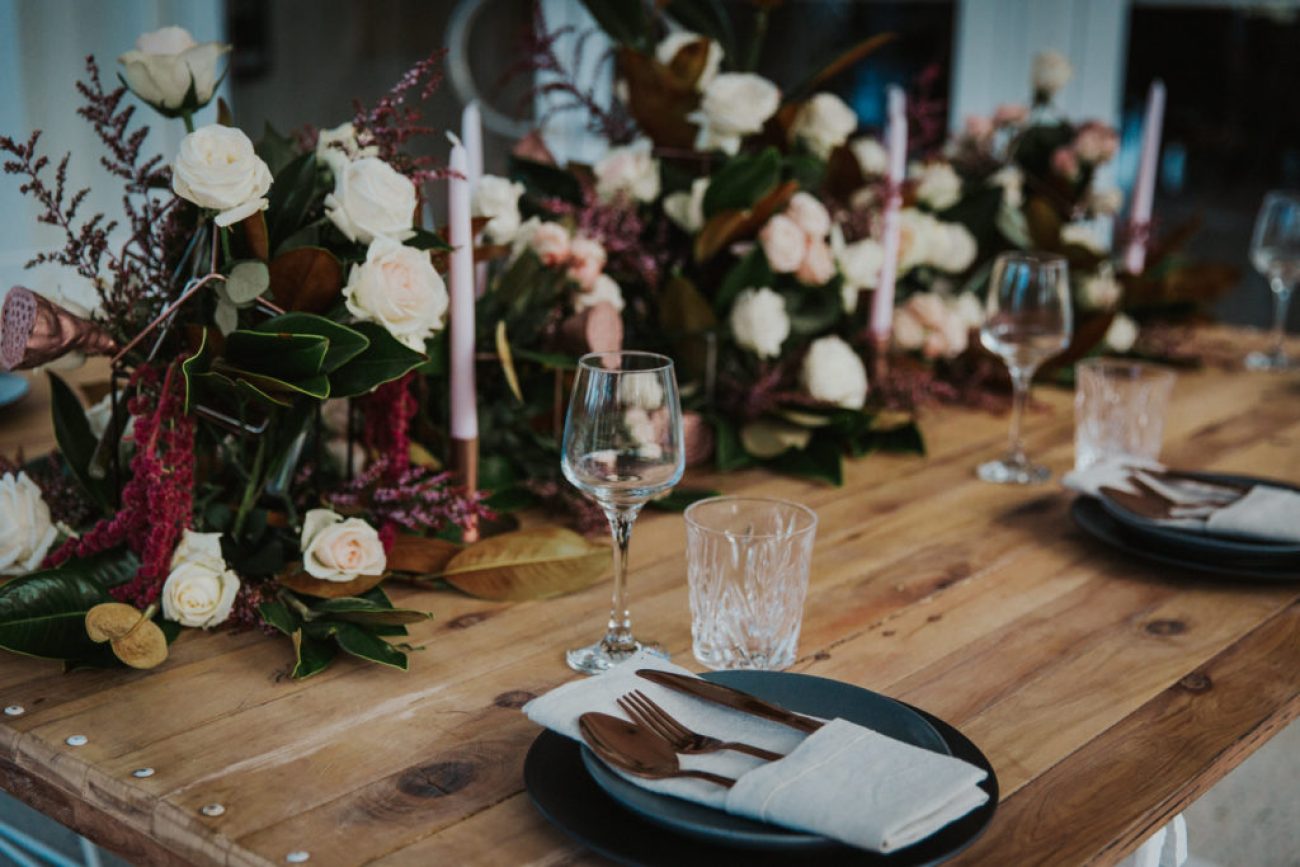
left=796, top=237, right=836, bottom=286
left=530, top=221, right=570, bottom=267
left=993, top=103, right=1028, bottom=126
left=567, top=236, right=607, bottom=290
left=784, top=191, right=831, bottom=239
left=300, top=508, right=386, bottom=582
left=1073, top=121, right=1119, bottom=164
left=759, top=214, right=806, bottom=273
left=900, top=292, right=969, bottom=359
left=963, top=115, right=994, bottom=139
left=1051, top=146, right=1079, bottom=180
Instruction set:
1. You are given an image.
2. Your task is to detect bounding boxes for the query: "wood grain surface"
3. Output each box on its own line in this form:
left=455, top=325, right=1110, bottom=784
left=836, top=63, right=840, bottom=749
left=0, top=328, right=1297, bottom=866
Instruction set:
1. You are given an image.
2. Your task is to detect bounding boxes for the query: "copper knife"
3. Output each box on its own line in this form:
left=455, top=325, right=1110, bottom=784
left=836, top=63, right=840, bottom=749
left=636, top=669, right=824, bottom=734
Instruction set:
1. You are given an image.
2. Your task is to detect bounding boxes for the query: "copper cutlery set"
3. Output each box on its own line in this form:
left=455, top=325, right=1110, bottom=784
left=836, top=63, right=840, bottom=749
left=1099, top=468, right=1246, bottom=521
left=578, top=670, right=820, bottom=788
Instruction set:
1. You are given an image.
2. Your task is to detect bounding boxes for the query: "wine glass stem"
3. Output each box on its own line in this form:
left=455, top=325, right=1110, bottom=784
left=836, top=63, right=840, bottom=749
left=602, top=505, right=640, bottom=654
left=1269, top=278, right=1292, bottom=360
left=1007, top=367, right=1033, bottom=466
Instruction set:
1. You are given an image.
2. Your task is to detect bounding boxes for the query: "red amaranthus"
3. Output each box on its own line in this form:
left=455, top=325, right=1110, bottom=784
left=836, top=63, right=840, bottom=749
left=46, top=361, right=195, bottom=605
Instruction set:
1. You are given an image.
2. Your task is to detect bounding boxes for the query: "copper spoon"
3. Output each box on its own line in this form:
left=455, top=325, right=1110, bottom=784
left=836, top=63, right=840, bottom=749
left=578, top=712, right=736, bottom=788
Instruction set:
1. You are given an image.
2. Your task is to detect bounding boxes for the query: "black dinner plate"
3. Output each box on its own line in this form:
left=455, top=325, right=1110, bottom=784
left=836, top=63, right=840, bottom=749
left=1072, top=496, right=1300, bottom=582
left=523, top=670, right=999, bottom=866
left=1097, top=472, right=1300, bottom=564
left=580, top=670, right=950, bottom=850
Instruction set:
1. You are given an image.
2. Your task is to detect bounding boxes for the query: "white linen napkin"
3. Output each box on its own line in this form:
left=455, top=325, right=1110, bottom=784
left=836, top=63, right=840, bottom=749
left=1064, top=461, right=1300, bottom=544
left=522, top=652, right=990, bottom=852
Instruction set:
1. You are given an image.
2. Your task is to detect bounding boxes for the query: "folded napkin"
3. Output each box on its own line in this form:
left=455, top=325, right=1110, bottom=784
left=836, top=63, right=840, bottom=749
left=1064, top=460, right=1300, bottom=544
left=523, top=652, right=990, bottom=853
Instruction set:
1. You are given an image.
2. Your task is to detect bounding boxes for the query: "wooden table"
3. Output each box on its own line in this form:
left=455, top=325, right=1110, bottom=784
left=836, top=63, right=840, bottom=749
left=1, top=329, right=1298, bottom=866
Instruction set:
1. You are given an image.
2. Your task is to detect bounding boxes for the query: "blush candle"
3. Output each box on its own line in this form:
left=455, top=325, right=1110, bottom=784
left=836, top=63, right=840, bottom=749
left=869, top=85, right=907, bottom=342
left=1124, top=80, right=1165, bottom=275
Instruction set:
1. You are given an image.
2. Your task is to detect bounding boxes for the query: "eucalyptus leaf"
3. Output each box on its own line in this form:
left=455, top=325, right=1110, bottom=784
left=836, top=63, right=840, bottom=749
left=225, top=260, right=271, bottom=304
left=214, top=297, right=239, bottom=335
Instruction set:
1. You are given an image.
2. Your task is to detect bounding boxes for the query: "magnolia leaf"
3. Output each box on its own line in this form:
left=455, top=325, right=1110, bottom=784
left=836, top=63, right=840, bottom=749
left=291, top=628, right=336, bottom=679
left=277, top=569, right=388, bottom=599
left=329, top=322, right=426, bottom=397
left=0, top=567, right=112, bottom=660
left=224, top=330, right=329, bottom=379
left=226, top=260, right=270, bottom=304
left=791, top=32, right=898, bottom=98
left=695, top=180, right=798, bottom=263
left=269, top=246, right=344, bottom=313
left=259, top=600, right=297, bottom=635
left=332, top=622, right=408, bottom=670
left=703, top=148, right=781, bottom=217
left=659, top=276, right=717, bottom=335
left=241, top=210, right=271, bottom=261
left=386, top=535, right=461, bottom=576
left=254, top=312, right=369, bottom=373
left=496, top=320, right=524, bottom=402
left=615, top=47, right=698, bottom=150
left=311, top=597, right=430, bottom=627
left=741, top=419, right=812, bottom=459
left=441, top=526, right=609, bottom=601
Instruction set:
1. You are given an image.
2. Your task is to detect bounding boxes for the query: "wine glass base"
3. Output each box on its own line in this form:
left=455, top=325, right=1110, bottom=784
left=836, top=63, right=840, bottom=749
left=1245, top=351, right=1294, bottom=371
left=566, top=638, right=669, bottom=675
left=977, top=458, right=1051, bottom=485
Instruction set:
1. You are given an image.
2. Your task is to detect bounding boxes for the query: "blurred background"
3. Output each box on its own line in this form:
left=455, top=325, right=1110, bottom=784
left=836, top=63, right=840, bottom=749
left=1, top=1, right=1298, bottom=865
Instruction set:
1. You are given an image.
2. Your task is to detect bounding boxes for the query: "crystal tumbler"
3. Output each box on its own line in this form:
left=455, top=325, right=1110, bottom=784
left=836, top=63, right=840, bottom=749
left=1074, top=359, right=1176, bottom=471
left=683, top=496, right=818, bottom=671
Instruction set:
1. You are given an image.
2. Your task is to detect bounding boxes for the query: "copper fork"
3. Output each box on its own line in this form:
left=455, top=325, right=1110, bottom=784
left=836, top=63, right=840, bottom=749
left=616, top=690, right=785, bottom=761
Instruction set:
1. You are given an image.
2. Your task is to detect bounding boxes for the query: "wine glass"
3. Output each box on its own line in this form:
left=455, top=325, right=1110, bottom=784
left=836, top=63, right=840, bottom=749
left=1247, top=191, right=1300, bottom=371
left=561, top=351, right=685, bottom=674
left=977, top=252, right=1073, bottom=485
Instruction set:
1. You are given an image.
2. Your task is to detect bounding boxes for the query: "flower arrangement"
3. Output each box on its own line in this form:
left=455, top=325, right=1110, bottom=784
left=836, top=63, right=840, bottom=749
left=0, top=29, right=490, bottom=678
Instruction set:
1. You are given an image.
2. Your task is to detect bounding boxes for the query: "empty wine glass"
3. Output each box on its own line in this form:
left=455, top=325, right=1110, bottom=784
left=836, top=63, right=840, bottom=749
left=561, top=351, right=685, bottom=674
left=1247, top=191, right=1300, bottom=371
left=977, top=252, right=1073, bottom=485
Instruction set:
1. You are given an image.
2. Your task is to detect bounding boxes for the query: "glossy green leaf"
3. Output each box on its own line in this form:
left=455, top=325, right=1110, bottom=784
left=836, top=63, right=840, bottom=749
left=329, top=322, right=426, bottom=397
left=259, top=600, right=297, bottom=636
left=48, top=372, right=112, bottom=511
left=267, top=152, right=325, bottom=251
left=405, top=227, right=453, bottom=251
left=253, top=313, right=369, bottom=373
left=224, top=330, right=329, bottom=380
left=716, top=247, right=773, bottom=314
left=291, top=628, right=336, bottom=679
left=0, top=567, right=113, bottom=660
left=181, top=329, right=213, bottom=414
left=703, top=148, right=781, bottom=218
left=333, top=622, right=408, bottom=670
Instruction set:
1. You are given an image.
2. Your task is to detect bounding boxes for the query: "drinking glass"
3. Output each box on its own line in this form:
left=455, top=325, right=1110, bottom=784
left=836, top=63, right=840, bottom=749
left=683, top=497, right=818, bottom=671
left=977, top=252, right=1073, bottom=484
left=1074, top=359, right=1176, bottom=471
left=561, top=351, right=685, bottom=674
left=1247, top=191, right=1300, bottom=371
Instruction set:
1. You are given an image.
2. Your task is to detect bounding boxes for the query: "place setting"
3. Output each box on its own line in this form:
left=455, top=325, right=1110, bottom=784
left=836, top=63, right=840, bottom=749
left=519, top=349, right=998, bottom=866
left=1063, top=357, right=1300, bottom=581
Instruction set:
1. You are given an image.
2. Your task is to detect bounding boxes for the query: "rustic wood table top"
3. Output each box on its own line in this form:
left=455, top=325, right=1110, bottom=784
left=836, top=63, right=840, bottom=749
left=1, top=328, right=1298, bottom=866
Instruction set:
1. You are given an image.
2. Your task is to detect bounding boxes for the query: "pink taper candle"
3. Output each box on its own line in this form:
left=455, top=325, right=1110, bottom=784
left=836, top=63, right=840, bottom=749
left=1124, top=80, right=1165, bottom=275
left=869, top=85, right=907, bottom=341
left=462, top=101, right=488, bottom=298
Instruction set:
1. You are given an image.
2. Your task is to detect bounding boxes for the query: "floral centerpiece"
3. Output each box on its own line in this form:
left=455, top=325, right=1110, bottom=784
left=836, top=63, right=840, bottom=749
left=0, top=29, right=491, bottom=678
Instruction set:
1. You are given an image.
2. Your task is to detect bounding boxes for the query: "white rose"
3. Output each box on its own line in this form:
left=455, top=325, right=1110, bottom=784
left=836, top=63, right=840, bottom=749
left=567, top=236, right=607, bottom=291
left=729, top=287, right=789, bottom=359
left=796, top=237, right=836, bottom=287
left=897, top=208, right=937, bottom=273
left=575, top=273, right=625, bottom=313
left=1033, top=50, right=1073, bottom=96
left=595, top=139, right=661, bottom=203
left=315, top=122, right=377, bottom=176
left=664, top=178, right=709, bottom=233
left=656, top=31, right=723, bottom=92
left=759, top=214, right=806, bottom=273
left=1105, top=314, right=1139, bottom=353
left=791, top=92, right=858, bottom=159
left=784, top=192, right=831, bottom=239
left=950, top=292, right=986, bottom=331
left=160, top=530, right=239, bottom=629
left=801, top=335, right=868, bottom=410
left=300, top=508, right=386, bottom=582
left=325, top=157, right=417, bottom=244
left=911, top=161, right=963, bottom=211
left=990, top=166, right=1023, bottom=209
left=1080, top=267, right=1122, bottom=310
left=892, top=307, right=927, bottom=352
left=0, top=472, right=56, bottom=575
left=691, top=73, right=781, bottom=155
left=118, top=26, right=229, bottom=113
left=473, top=175, right=525, bottom=244
left=526, top=220, right=571, bottom=265
left=1089, top=187, right=1123, bottom=216
left=931, top=221, right=978, bottom=273
left=344, top=237, right=448, bottom=351
left=898, top=293, right=969, bottom=359
left=834, top=231, right=884, bottom=312
left=172, top=125, right=273, bottom=227
left=1061, top=221, right=1109, bottom=256
left=851, top=136, right=889, bottom=177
